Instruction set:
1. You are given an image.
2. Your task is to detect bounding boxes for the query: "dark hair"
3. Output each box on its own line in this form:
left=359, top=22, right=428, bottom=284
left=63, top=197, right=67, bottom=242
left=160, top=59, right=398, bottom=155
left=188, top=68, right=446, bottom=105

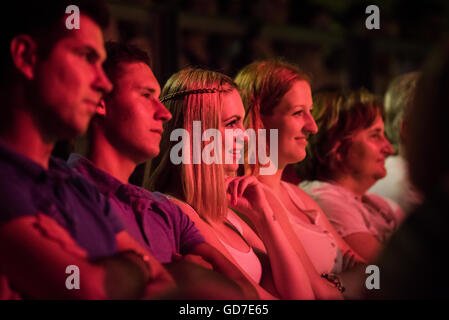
left=297, top=88, right=384, bottom=181
left=0, top=0, right=109, bottom=87
left=102, top=41, right=152, bottom=90
left=406, top=40, right=449, bottom=197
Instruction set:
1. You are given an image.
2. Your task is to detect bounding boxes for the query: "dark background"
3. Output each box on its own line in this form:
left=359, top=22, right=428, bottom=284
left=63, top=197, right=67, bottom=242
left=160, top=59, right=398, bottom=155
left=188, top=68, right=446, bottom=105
left=104, top=0, right=449, bottom=94
left=58, top=0, right=449, bottom=185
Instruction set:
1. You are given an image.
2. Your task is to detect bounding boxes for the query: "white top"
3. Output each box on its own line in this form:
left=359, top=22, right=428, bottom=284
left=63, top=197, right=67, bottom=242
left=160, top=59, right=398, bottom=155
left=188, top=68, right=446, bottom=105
left=166, top=195, right=263, bottom=285
left=300, top=180, right=406, bottom=243
left=217, top=213, right=263, bottom=284
left=266, top=182, right=343, bottom=274
left=369, top=155, right=421, bottom=214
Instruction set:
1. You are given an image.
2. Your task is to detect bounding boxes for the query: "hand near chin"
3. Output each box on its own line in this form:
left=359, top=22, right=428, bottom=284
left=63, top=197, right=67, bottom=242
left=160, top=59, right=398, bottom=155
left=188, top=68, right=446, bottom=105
left=225, top=176, right=272, bottom=226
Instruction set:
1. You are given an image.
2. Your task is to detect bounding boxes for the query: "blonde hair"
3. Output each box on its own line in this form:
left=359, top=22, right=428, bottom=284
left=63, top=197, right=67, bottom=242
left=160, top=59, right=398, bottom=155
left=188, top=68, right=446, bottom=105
left=147, top=67, right=237, bottom=221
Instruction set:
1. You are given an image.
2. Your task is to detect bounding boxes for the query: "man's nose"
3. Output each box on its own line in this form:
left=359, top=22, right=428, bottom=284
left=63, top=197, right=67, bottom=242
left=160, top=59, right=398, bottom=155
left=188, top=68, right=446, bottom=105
left=156, top=100, right=172, bottom=122
left=94, top=66, right=113, bottom=95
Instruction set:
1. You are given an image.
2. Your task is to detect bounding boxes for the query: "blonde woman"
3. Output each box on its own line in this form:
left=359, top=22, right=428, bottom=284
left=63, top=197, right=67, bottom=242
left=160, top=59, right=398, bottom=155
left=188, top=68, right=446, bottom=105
left=148, top=68, right=339, bottom=299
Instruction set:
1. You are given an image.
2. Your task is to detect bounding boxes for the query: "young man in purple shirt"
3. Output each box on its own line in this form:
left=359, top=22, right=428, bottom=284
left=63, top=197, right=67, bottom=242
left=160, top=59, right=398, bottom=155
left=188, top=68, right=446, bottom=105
left=0, top=1, right=174, bottom=299
left=68, top=41, right=258, bottom=299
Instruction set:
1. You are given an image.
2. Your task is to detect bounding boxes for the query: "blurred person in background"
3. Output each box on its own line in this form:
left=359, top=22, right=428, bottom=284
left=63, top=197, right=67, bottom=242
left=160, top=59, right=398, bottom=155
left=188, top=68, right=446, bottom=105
left=372, top=39, right=449, bottom=299
left=369, top=72, right=422, bottom=214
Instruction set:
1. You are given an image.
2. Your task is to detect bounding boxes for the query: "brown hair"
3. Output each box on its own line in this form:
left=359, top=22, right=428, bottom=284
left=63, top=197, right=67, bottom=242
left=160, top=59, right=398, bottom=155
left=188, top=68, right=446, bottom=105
left=234, top=59, right=309, bottom=174
left=297, top=88, right=384, bottom=181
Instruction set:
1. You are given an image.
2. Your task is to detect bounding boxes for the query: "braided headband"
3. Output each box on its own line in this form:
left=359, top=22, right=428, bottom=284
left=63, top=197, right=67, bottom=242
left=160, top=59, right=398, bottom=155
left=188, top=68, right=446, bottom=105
left=160, top=88, right=233, bottom=103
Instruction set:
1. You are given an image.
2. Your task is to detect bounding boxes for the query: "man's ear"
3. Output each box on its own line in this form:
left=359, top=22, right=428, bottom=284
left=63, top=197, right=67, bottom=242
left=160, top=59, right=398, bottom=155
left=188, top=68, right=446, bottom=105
left=96, top=98, right=106, bottom=116
left=10, top=35, right=38, bottom=80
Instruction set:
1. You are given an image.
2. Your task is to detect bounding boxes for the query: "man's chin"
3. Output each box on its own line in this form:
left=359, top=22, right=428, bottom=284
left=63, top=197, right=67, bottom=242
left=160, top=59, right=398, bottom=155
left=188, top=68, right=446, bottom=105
left=51, top=124, right=85, bottom=141
left=137, top=147, right=160, bottom=163
left=68, top=122, right=90, bottom=138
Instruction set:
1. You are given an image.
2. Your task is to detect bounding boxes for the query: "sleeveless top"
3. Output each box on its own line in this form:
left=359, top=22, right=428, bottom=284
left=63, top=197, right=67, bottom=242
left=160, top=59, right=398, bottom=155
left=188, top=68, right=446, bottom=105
left=270, top=182, right=343, bottom=274
left=166, top=195, right=263, bottom=284
left=217, top=212, right=263, bottom=284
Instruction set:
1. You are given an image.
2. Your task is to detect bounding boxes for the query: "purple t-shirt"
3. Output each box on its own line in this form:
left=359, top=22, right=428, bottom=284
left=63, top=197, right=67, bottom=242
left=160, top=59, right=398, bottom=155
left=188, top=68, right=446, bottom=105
left=0, top=141, right=124, bottom=260
left=67, top=154, right=205, bottom=263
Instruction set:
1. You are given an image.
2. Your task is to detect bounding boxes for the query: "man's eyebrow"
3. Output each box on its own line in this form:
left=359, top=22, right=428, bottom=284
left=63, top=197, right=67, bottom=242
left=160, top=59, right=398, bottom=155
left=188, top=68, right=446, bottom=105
left=137, top=86, right=157, bottom=94
left=75, top=45, right=105, bottom=61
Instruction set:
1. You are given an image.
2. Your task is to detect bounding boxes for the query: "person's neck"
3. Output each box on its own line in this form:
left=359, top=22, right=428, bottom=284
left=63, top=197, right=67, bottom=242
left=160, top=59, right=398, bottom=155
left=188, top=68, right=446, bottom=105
left=88, top=132, right=137, bottom=184
left=256, top=163, right=286, bottom=194
left=0, top=109, right=54, bottom=169
left=330, top=173, right=374, bottom=199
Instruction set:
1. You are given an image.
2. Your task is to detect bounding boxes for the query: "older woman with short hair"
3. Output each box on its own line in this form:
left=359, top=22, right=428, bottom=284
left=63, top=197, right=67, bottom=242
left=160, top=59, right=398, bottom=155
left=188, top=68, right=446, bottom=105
left=298, top=89, right=405, bottom=262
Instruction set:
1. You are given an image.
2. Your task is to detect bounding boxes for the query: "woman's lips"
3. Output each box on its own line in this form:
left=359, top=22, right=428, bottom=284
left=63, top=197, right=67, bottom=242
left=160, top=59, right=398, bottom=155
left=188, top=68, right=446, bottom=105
left=228, top=149, right=242, bottom=161
left=295, top=137, right=308, bottom=144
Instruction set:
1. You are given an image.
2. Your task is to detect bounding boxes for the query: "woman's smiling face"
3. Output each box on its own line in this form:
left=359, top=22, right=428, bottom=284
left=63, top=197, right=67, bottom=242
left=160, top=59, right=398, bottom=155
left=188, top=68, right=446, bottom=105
left=219, top=89, right=246, bottom=174
left=340, top=114, right=394, bottom=184
left=260, top=80, right=318, bottom=168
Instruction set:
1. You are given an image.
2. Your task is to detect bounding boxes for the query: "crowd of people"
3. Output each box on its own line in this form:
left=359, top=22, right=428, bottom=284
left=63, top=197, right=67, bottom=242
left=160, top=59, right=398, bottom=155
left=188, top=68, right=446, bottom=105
left=0, top=0, right=446, bottom=300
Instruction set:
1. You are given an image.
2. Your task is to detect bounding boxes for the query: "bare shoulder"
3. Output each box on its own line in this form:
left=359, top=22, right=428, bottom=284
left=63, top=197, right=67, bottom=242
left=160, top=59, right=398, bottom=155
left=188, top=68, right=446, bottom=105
left=168, top=197, right=198, bottom=218
left=166, top=197, right=218, bottom=239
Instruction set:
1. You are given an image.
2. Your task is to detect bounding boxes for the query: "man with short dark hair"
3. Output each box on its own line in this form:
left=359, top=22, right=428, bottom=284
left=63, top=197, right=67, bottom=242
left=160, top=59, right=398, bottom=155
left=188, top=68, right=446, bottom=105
left=68, top=41, right=259, bottom=299
left=0, top=1, right=174, bottom=299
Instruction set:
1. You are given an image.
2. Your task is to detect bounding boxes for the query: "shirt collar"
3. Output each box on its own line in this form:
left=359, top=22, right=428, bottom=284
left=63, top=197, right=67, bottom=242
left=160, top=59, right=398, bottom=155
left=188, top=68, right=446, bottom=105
left=67, top=153, right=160, bottom=205
left=0, top=139, right=71, bottom=182
left=67, top=153, right=123, bottom=195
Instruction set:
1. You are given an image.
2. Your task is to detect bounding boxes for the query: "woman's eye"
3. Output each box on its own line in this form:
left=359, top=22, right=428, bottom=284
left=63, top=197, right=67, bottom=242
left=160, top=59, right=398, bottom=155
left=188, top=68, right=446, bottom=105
left=226, top=120, right=237, bottom=127
left=142, top=93, right=151, bottom=99
left=293, top=110, right=304, bottom=116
